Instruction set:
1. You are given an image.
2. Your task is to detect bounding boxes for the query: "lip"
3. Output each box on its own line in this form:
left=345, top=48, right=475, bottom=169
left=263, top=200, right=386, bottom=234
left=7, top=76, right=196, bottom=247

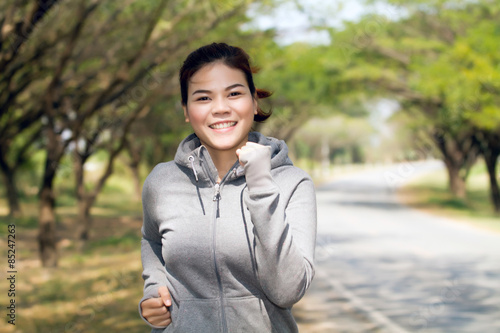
left=209, top=121, right=237, bottom=130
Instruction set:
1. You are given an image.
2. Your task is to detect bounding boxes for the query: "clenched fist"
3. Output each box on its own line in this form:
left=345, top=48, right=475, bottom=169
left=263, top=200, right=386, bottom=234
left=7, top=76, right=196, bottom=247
left=141, top=286, right=172, bottom=327
left=236, top=142, right=273, bottom=192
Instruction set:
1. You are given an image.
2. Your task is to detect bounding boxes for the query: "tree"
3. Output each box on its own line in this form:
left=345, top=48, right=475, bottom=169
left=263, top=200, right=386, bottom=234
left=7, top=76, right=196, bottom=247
left=0, top=0, right=61, bottom=216
left=1, top=0, right=269, bottom=266
left=330, top=0, right=499, bottom=201
left=253, top=40, right=368, bottom=141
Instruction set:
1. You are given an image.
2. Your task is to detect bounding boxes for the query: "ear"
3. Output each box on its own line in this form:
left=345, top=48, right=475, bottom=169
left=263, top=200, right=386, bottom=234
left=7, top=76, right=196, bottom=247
left=253, top=93, right=258, bottom=115
left=182, top=105, right=190, bottom=123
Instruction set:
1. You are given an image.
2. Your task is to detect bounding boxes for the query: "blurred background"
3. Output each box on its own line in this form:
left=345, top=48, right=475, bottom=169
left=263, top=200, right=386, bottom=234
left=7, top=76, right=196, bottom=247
left=0, top=0, right=499, bottom=332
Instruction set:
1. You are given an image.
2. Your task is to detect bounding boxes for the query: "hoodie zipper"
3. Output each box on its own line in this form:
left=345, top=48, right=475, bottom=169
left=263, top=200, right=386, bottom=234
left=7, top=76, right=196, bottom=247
left=213, top=183, right=221, bottom=218
left=212, top=180, right=227, bottom=333
left=213, top=183, right=221, bottom=202
left=211, top=164, right=239, bottom=333
left=196, top=155, right=238, bottom=333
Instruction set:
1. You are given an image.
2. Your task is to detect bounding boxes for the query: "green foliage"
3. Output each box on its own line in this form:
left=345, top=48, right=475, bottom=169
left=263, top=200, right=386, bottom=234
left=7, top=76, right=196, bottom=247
left=366, top=0, right=500, bottom=132
left=252, top=38, right=371, bottom=140
left=3, top=0, right=499, bottom=217
left=322, top=0, right=500, bottom=202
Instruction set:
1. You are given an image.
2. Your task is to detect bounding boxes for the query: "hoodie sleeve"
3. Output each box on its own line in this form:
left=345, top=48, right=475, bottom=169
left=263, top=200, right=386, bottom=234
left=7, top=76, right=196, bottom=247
left=138, top=173, right=170, bottom=328
left=242, top=148, right=317, bottom=308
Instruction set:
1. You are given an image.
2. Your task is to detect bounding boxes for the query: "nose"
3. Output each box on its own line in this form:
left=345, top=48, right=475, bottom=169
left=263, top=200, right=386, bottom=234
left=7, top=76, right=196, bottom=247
left=212, top=96, right=230, bottom=116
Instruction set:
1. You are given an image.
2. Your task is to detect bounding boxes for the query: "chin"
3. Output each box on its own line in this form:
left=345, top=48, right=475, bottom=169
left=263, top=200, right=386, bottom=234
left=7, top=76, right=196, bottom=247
left=215, top=144, right=239, bottom=151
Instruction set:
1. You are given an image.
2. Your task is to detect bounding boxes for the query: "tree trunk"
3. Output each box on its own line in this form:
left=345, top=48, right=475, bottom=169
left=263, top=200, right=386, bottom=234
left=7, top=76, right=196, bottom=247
left=478, top=131, right=500, bottom=213
left=0, top=161, right=21, bottom=217
left=0, top=126, right=42, bottom=217
left=484, top=151, right=500, bottom=213
left=126, top=141, right=143, bottom=201
left=74, top=137, right=127, bottom=241
left=38, top=127, right=64, bottom=267
left=433, top=130, right=478, bottom=200
left=73, top=151, right=95, bottom=241
left=443, top=160, right=467, bottom=199
left=38, top=185, right=58, bottom=267
left=77, top=198, right=93, bottom=241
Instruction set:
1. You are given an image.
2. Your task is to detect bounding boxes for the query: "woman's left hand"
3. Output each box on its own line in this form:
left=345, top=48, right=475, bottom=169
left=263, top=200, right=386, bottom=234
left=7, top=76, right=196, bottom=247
left=236, top=142, right=273, bottom=192
left=236, top=142, right=269, bottom=167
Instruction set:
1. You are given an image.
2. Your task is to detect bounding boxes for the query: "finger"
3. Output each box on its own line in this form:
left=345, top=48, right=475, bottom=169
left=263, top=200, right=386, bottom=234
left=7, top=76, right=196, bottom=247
left=237, top=146, right=249, bottom=154
left=141, top=297, right=164, bottom=312
left=147, top=315, right=172, bottom=327
left=158, top=286, right=172, bottom=307
left=236, top=148, right=250, bottom=165
left=142, top=304, right=170, bottom=318
left=237, top=145, right=255, bottom=155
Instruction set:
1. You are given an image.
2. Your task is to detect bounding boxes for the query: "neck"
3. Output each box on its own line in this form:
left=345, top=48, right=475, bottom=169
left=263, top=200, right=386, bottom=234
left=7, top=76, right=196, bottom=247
left=207, top=148, right=239, bottom=183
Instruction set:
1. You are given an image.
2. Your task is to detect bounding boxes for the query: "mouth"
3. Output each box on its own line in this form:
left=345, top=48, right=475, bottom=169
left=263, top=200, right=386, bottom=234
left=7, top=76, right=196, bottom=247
left=209, top=121, right=237, bottom=130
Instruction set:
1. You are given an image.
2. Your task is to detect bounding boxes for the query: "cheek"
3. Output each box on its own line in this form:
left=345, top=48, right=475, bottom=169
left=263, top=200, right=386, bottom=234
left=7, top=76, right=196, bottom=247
left=233, top=99, right=256, bottom=118
left=186, top=106, right=207, bottom=125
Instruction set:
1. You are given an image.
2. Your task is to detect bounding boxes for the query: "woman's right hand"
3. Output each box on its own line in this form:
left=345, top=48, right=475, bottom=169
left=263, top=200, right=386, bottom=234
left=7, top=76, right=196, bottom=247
left=141, top=286, right=172, bottom=327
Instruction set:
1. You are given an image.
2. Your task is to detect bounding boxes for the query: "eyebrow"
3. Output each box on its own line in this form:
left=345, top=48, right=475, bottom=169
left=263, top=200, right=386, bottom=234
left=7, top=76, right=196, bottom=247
left=192, top=83, right=245, bottom=95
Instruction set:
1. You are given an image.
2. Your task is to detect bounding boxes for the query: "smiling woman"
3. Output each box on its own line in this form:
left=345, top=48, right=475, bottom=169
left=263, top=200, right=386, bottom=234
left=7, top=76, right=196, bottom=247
left=138, top=42, right=317, bottom=333
left=182, top=63, right=257, bottom=169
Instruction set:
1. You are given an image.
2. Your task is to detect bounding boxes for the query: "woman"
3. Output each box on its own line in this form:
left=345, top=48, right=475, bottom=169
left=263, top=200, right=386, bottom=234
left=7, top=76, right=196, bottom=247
left=139, top=42, right=317, bottom=332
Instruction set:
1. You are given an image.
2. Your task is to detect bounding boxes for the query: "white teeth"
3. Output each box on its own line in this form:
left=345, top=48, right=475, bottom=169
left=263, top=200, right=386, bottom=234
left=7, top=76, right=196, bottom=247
left=210, top=122, right=236, bottom=129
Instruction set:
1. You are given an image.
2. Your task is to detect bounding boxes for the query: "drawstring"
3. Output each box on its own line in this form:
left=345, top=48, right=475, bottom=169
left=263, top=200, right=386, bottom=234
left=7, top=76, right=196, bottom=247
left=188, top=155, right=199, bottom=182
left=188, top=155, right=204, bottom=215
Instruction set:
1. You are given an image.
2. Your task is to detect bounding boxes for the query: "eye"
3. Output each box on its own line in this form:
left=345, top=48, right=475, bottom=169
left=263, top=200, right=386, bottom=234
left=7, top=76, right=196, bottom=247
left=196, top=96, right=210, bottom=101
left=229, top=91, right=242, bottom=97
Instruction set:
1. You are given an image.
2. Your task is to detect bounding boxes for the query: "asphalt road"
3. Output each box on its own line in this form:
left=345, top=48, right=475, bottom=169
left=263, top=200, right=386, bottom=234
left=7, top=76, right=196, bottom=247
left=294, top=161, right=500, bottom=333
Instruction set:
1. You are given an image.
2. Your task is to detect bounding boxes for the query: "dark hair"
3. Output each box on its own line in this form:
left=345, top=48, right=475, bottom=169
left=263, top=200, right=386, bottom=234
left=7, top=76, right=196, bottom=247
left=179, top=42, right=272, bottom=122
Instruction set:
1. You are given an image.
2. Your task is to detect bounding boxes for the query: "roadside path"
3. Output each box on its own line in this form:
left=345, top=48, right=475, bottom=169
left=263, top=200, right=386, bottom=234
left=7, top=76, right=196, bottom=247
left=294, top=161, right=500, bottom=333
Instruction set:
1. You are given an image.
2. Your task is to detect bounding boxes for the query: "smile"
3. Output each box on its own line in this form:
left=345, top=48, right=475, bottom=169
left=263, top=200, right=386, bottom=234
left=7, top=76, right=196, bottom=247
left=209, top=121, right=236, bottom=129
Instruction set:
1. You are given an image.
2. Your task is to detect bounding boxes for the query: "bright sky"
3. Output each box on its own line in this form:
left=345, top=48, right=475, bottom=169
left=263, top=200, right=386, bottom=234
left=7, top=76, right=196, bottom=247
left=246, top=0, right=401, bottom=45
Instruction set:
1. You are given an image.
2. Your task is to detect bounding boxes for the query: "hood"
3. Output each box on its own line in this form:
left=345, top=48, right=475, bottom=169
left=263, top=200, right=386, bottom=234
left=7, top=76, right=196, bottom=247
left=174, top=132, right=293, bottom=183
left=247, top=132, right=293, bottom=170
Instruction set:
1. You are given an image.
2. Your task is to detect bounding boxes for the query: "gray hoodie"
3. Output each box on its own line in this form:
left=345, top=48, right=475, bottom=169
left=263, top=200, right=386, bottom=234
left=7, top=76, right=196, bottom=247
left=140, top=132, right=317, bottom=332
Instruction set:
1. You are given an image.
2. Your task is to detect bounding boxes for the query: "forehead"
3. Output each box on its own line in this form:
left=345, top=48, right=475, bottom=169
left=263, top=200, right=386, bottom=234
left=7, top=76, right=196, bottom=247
left=189, top=62, right=248, bottom=88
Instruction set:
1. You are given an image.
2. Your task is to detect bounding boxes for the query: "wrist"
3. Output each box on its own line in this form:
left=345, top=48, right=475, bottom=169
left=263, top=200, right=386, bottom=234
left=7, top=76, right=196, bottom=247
left=242, top=146, right=273, bottom=191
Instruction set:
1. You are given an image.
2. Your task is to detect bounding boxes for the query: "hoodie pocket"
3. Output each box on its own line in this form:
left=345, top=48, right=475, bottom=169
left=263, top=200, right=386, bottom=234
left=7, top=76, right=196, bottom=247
left=224, top=296, right=273, bottom=332
left=172, top=298, right=222, bottom=333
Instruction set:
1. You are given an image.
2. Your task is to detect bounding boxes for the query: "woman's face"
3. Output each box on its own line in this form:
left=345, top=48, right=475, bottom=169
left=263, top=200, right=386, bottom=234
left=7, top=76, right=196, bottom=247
left=183, top=62, right=257, bottom=156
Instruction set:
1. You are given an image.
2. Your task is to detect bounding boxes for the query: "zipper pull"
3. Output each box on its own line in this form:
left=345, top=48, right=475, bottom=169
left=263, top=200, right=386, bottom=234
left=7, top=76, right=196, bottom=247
left=213, top=183, right=221, bottom=201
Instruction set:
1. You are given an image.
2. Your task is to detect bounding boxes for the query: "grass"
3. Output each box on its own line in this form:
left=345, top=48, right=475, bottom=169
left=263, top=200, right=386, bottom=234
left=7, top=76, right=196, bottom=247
left=0, top=215, right=146, bottom=333
left=398, top=161, right=500, bottom=234
left=0, top=234, right=146, bottom=333
left=11, top=250, right=146, bottom=333
left=0, top=173, right=148, bottom=332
